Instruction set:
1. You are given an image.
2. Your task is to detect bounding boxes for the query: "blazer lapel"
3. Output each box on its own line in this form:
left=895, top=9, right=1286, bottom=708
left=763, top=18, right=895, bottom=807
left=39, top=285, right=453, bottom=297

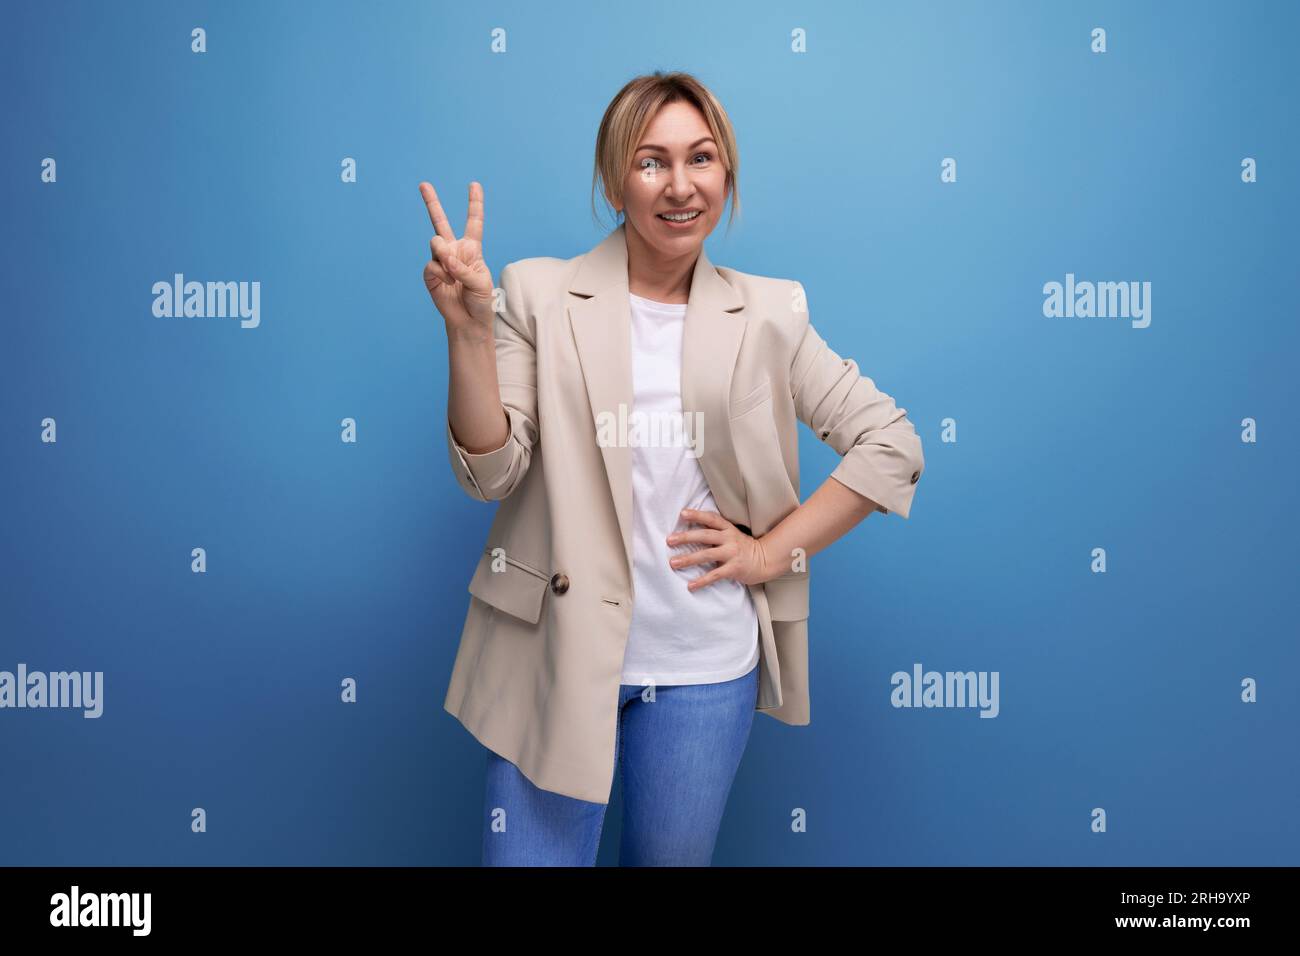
left=567, top=222, right=749, bottom=577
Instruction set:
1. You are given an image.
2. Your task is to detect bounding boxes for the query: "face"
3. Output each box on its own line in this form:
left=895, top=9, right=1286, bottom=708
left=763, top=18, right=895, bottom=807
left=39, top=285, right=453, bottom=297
left=615, top=100, right=730, bottom=261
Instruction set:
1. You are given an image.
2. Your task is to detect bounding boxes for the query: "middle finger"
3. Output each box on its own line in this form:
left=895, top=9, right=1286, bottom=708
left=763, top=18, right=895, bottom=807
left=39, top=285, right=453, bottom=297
left=667, top=528, right=722, bottom=546
left=419, top=182, right=458, bottom=243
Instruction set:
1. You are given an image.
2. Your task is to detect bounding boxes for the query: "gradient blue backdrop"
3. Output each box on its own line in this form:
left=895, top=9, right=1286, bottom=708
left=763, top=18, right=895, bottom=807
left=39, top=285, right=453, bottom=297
left=2, top=0, right=1296, bottom=865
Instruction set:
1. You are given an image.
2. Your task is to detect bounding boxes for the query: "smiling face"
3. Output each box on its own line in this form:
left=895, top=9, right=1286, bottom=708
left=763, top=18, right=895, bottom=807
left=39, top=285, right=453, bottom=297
left=616, top=99, right=730, bottom=265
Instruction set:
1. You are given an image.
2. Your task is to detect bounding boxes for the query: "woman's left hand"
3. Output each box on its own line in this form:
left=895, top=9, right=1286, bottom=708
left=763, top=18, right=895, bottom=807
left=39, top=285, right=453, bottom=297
left=667, top=508, right=774, bottom=591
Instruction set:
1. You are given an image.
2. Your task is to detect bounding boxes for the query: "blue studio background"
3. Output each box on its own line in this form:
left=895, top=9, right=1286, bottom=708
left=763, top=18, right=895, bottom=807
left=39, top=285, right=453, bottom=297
left=1, top=0, right=1296, bottom=866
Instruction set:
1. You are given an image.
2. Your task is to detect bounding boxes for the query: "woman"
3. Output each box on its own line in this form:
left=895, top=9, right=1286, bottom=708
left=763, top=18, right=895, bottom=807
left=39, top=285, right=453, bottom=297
left=420, top=71, right=924, bottom=866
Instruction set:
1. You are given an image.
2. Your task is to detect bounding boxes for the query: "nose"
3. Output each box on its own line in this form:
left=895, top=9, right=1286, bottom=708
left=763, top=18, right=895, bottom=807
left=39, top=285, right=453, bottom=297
left=667, top=162, right=694, bottom=199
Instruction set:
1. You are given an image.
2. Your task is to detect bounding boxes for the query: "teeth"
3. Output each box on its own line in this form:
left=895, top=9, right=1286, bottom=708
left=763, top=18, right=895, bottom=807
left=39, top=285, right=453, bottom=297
left=659, top=211, right=700, bottom=222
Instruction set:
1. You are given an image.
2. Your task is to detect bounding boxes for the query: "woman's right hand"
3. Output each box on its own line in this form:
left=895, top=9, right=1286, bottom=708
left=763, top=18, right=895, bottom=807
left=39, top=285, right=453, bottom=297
left=419, top=181, right=496, bottom=341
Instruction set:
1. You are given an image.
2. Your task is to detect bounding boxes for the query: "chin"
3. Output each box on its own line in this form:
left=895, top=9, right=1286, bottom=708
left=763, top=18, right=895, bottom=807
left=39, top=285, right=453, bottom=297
left=648, top=218, right=709, bottom=243
left=656, top=235, right=702, bottom=258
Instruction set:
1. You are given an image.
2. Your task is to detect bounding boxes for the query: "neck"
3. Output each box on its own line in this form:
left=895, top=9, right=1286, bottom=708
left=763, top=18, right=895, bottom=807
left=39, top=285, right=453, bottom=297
left=623, top=221, right=698, bottom=304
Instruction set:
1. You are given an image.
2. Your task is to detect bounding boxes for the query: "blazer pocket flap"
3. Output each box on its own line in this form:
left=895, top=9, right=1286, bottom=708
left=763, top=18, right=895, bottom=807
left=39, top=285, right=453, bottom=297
left=467, top=548, right=549, bottom=624
left=763, top=571, right=809, bottom=622
left=729, top=377, right=773, bottom=419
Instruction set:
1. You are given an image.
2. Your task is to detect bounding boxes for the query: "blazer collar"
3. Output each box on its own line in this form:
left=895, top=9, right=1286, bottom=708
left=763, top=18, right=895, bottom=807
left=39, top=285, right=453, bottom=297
left=566, top=222, right=750, bottom=578
left=569, top=220, right=745, bottom=310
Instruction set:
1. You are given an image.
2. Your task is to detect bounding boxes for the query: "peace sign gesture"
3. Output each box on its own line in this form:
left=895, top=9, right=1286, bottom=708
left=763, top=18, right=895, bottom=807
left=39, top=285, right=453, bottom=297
left=419, top=181, right=496, bottom=339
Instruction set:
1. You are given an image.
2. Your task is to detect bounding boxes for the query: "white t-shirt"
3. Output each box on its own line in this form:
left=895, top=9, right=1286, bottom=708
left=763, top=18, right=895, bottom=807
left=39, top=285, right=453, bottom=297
left=618, top=291, right=760, bottom=687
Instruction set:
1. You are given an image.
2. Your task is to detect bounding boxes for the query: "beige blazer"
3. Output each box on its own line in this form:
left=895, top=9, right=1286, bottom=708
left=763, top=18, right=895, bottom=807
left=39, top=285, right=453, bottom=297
left=442, top=222, right=924, bottom=804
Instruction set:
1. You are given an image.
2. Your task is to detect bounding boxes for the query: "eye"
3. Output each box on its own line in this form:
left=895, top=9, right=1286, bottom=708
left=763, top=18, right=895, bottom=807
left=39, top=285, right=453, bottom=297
left=639, top=157, right=664, bottom=170
left=692, top=152, right=713, bottom=164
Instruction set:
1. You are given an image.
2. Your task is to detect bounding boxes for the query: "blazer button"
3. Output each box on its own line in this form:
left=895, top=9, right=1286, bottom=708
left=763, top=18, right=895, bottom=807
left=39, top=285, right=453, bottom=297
left=910, top=470, right=920, bottom=484
left=549, top=573, right=569, bottom=595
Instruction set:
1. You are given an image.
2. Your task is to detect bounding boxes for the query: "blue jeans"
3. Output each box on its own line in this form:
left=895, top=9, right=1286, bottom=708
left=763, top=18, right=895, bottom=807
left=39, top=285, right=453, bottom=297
left=481, top=662, right=759, bottom=866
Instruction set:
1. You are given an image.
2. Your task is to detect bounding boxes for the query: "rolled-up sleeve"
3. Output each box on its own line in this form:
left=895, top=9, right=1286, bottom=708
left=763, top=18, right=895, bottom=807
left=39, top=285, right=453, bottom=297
left=445, top=261, right=539, bottom=502
left=788, top=281, right=924, bottom=519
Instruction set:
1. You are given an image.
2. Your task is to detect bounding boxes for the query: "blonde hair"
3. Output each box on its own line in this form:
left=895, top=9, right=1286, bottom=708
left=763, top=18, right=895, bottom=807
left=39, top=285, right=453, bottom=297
left=591, top=70, right=740, bottom=233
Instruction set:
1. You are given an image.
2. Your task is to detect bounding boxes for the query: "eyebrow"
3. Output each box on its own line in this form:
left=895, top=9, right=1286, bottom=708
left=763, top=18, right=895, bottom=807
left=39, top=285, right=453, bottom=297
left=636, top=137, right=716, bottom=153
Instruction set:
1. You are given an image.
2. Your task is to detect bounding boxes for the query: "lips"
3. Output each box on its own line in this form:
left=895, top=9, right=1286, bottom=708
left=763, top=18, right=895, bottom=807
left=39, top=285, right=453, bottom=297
left=657, top=209, right=703, bottom=224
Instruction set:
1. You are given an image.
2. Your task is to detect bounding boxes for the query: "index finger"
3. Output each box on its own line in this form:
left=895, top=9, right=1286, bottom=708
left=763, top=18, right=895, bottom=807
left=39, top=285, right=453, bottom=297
left=680, top=508, right=726, bottom=528
left=464, top=181, right=484, bottom=244
left=418, top=182, right=457, bottom=242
